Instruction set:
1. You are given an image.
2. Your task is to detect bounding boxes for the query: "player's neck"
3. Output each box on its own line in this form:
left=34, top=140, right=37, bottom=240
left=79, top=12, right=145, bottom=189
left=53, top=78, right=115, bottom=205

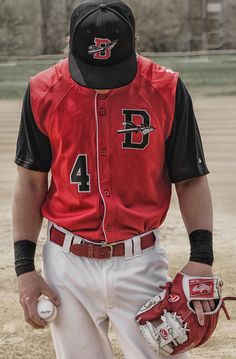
left=95, top=89, right=111, bottom=94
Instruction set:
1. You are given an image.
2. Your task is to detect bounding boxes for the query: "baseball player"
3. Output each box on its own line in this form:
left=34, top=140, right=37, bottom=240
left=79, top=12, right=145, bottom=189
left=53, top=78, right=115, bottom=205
left=13, top=1, right=216, bottom=358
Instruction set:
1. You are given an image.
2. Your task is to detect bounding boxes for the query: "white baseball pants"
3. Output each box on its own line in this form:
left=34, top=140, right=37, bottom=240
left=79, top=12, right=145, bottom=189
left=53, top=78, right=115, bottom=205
left=42, top=223, right=189, bottom=359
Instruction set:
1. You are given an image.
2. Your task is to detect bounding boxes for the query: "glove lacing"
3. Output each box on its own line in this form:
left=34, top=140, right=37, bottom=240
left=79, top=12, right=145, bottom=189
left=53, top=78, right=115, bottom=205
left=221, top=296, right=236, bottom=320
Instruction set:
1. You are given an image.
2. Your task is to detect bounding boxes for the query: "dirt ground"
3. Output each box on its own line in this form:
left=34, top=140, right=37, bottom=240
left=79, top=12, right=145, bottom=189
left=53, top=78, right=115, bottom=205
left=0, top=97, right=235, bottom=359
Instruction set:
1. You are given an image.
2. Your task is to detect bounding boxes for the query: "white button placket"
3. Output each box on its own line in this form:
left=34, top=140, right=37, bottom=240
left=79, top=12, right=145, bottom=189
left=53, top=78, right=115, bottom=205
left=94, top=92, right=108, bottom=241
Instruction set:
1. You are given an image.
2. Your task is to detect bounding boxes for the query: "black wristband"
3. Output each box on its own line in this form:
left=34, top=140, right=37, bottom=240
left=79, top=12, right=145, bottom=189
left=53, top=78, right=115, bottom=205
left=189, top=230, right=214, bottom=266
left=14, top=240, right=36, bottom=277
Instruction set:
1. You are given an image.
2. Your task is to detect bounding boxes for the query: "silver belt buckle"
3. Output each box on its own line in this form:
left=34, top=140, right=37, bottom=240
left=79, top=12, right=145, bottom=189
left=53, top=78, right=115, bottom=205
left=101, top=243, right=114, bottom=259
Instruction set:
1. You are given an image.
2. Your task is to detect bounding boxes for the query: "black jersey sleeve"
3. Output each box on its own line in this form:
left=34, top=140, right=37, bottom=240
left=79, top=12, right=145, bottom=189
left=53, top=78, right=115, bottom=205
left=165, top=78, right=209, bottom=183
left=15, top=84, right=52, bottom=172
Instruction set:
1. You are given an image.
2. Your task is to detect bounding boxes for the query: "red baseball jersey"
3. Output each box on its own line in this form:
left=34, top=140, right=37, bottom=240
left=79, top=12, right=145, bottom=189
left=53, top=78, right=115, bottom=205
left=16, top=55, right=209, bottom=242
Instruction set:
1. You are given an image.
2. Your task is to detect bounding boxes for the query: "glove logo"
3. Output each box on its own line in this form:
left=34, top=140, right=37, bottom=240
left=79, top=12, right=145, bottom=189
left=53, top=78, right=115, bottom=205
left=192, top=283, right=212, bottom=293
left=168, top=294, right=180, bottom=303
left=160, top=328, right=169, bottom=341
left=189, top=279, right=214, bottom=297
left=88, top=38, right=118, bottom=60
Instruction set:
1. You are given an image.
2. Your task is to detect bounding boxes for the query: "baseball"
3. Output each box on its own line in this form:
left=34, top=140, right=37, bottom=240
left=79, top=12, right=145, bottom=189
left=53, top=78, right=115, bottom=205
left=36, top=298, right=57, bottom=322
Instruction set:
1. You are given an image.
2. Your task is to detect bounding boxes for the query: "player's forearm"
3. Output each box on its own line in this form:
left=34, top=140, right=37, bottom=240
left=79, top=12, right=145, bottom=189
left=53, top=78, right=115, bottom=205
left=12, top=167, right=48, bottom=244
left=175, top=175, right=213, bottom=234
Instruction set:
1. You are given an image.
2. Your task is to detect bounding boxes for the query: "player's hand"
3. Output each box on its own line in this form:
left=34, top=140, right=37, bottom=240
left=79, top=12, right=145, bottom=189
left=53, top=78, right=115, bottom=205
left=17, top=271, right=60, bottom=329
left=180, top=261, right=215, bottom=326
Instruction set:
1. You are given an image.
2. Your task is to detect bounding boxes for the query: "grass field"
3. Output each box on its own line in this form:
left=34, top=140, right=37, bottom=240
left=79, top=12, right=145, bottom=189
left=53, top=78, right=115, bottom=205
left=0, top=53, right=236, bottom=98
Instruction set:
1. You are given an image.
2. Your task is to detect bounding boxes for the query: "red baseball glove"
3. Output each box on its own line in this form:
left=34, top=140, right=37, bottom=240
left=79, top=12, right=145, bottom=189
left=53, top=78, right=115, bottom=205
left=136, top=273, right=235, bottom=356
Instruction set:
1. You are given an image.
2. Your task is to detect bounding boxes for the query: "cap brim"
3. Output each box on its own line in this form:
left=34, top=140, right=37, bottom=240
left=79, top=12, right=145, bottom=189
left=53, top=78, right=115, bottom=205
left=69, top=50, right=137, bottom=89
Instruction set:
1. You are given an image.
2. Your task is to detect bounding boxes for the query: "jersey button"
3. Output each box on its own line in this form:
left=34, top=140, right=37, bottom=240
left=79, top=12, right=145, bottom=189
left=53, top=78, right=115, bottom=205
left=106, top=225, right=112, bottom=232
left=98, top=94, right=107, bottom=100
left=99, top=108, right=106, bottom=116
left=104, top=190, right=110, bottom=197
left=101, top=148, right=107, bottom=156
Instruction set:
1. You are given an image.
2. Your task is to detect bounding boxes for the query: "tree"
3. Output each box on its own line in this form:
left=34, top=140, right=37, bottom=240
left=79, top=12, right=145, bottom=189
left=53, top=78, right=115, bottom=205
left=40, top=0, right=54, bottom=54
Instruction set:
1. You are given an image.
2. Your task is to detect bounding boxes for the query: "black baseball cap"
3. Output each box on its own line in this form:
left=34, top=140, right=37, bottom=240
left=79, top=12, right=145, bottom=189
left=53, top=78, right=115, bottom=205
left=68, top=0, right=137, bottom=89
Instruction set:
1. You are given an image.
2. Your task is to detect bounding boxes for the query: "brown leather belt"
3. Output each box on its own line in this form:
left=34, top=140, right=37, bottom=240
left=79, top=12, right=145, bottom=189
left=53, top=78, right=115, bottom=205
left=50, top=227, right=156, bottom=259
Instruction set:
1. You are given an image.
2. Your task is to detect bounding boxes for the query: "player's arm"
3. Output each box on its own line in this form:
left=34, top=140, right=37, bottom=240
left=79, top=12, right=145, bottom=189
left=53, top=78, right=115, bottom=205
left=165, top=78, right=214, bottom=325
left=13, top=166, right=47, bottom=245
left=175, top=175, right=214, bottom=325
left=13, top=166, right=59, bottom=328
left=13, top=85, right=59, bottom=329
left=175, top=175, right=212, bottom=236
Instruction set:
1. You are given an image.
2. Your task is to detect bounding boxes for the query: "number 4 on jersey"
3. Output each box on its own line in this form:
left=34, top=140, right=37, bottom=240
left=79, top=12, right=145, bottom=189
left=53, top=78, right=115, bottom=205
left=70, top=155, right=91, bottom=192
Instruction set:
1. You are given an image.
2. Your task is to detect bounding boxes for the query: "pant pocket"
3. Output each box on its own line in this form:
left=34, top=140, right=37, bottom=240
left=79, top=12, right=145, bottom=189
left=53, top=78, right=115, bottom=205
left=42, top=240, right=66, bottom=288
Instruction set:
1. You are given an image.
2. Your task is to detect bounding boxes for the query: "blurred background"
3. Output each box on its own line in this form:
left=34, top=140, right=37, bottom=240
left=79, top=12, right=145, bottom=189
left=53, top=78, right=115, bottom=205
left=0, top=0, right=236, bottom=98
left=1, top=0, right=236, bottom=55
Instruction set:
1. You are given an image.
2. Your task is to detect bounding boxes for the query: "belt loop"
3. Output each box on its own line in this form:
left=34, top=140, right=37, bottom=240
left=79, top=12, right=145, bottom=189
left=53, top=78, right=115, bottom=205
left=47, top=221, right=53, bottom=240
left=132, top=235, right=142, bottom=257
left=73, top=234, right=84, bottom=244
left=63, top=233, right=74, bottom=254
left=124, top=238, right=133, bottom=260
left=153, top=228, right=160, bottom=248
